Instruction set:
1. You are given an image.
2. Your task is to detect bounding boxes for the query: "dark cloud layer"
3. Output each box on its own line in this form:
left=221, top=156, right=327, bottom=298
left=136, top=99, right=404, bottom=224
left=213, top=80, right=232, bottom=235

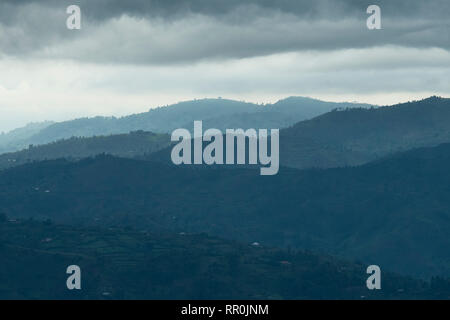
left=0, top=0, right=448, bottom=64
left=3, top=0, right=449, bottom=20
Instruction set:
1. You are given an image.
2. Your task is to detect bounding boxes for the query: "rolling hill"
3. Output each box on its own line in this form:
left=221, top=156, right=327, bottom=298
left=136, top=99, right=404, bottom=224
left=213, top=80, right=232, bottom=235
left=0, top=131, right=171, bottom=170
left=280, top=96, right=450, bottom=169
left=0, top=121, right=54, bottom=154
left=0, top=97, right=369, bottom=154
left=1, top=141, right=450, bottom=279
left=3, top=97, right=450, bottom=173
left=1, top=216, right=446, bottom=299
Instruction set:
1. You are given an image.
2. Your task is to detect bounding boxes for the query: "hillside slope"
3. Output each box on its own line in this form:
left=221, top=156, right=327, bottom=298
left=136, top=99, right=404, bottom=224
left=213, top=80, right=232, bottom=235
left=1, top=142, right=450, bottom=278
left=0, top=97, right=369, bottom=153
left=281, top=96, right=450, bottom=169
left=0, top=131, right=171, bottom=170
left=6, top=97, right=450, bottom=172
left=1, top=217, right=446, bottom=299
left=0, top=122, right=54, bottom=154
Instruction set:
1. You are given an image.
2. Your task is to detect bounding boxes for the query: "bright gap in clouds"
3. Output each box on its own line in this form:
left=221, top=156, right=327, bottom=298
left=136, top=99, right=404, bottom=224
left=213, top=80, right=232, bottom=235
left=0, top=46, right=449, bottom=133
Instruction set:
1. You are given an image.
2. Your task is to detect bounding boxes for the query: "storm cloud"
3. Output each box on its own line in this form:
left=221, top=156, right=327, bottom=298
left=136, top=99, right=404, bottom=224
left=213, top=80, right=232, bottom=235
left=0, top=0, right=448, bottom=64
left=0, top=0, right=448, bottom=132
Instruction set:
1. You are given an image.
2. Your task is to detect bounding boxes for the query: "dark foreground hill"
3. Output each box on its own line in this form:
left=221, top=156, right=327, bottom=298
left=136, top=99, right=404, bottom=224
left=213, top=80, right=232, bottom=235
left=0, top=217, right=447, bottom=299
left=1, top=142, right=450, bottom=278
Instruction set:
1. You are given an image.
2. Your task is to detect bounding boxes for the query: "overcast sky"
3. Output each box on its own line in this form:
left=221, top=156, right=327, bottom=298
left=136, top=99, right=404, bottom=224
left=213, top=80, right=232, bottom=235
left=0, top=0, right=449, bottom=132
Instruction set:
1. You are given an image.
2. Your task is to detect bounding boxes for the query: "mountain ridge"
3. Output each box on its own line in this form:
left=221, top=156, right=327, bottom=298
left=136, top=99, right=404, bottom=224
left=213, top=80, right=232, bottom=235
left=0, top=97, right=371, bottom=154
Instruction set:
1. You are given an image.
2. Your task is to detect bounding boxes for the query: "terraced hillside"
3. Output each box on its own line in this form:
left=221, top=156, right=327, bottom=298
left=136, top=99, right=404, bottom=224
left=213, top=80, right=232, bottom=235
left=1, top=216, right=447, bottom=299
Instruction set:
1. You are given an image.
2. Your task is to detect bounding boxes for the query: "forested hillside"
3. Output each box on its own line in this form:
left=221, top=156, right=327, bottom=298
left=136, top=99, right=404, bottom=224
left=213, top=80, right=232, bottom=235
left=5, top=97, right=449, bottom=173
left=281, top=96, right=450, bottom=169
left=0, top=131, right=170, bottom=170
left=0, top=97, right=368, bottom=154
left=1, top=216, right=447, bottom=299
left=2, top=141, right=450, bottom=278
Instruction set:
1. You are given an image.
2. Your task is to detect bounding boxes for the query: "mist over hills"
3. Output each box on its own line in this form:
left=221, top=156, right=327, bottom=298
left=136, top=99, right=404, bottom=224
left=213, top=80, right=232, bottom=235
left=2, top=97, right=450, bottom=174
left=0, top=122, right=54, bottom=154
left=1, top=95, right=450, bottom=298
left=2, top=0, right=449, bottom=301
left=0, top=131, right=171, bottom=170
left=0, top=97, right=370, bottom=154
left=147, top=96, right=450, bottom=170
left=2, top=140, right=450, bottom=279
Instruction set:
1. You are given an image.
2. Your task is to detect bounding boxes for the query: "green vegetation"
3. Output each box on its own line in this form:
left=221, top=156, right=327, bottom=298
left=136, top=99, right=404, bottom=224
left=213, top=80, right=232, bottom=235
left=0, top=131, right=171, bottom=170
left=281, top=96, right=450, bottom=169
left=1, top=141, right=450, bottom=279
left=5, top=97, right=450, bottom=174
left=0, top=122, right=54, bottom=154
left=0, top=97, right=367, bottom=154
left=1, top=96, right=450, bottom=299
left=0, top=218, right=447, bottom=299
